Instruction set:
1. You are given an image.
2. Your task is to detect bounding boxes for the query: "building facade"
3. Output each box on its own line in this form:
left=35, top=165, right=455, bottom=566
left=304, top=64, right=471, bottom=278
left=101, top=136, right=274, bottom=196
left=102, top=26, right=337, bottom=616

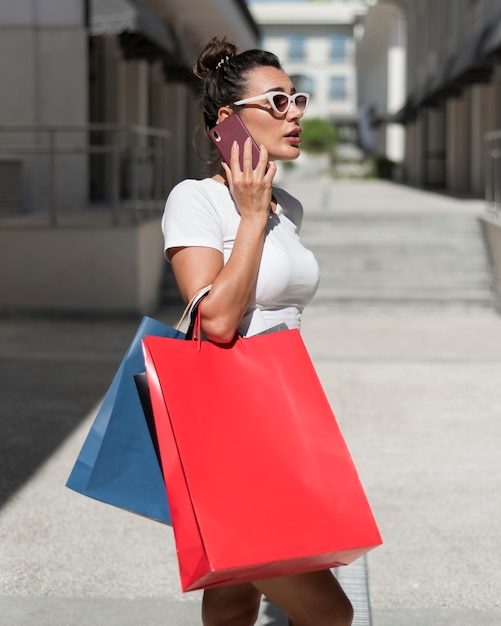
left=0, top=0, right=259, bottom=314
left=357, top=0, right=501, bottom=197
left=249, top=0, right=370, bottom=139
left=0, top=0, right=259, bottom=217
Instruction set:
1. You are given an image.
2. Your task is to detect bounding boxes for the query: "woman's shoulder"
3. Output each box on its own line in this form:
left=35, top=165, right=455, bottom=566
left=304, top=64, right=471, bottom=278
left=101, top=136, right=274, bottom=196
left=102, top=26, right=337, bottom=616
left=168, top=177, right=218, bottom=198
left=164, top=177, right=233, bottom=235
left=166, top=177, right=229, bottom=210
left=162, top=178, right=227, bottom=243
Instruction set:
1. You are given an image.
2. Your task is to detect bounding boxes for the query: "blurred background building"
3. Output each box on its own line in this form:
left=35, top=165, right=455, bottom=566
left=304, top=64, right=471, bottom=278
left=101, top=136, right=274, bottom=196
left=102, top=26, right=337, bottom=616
left=0, top=0, right=259, bottom=315
left=249, top=0, right=369, bottom=144
left=357, top=0, right=501, bottom=199
left=1, top=0, right=501, bottom=315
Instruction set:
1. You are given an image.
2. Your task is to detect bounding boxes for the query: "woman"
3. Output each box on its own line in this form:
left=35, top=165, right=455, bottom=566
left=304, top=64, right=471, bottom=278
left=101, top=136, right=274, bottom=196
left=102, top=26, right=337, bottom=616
left=162, top=37, right=354, bottom=626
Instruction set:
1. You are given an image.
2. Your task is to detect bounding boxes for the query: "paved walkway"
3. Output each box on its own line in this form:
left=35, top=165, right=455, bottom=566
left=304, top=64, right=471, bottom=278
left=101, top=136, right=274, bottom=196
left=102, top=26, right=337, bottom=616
left=1, top=180, right=501, bottom=625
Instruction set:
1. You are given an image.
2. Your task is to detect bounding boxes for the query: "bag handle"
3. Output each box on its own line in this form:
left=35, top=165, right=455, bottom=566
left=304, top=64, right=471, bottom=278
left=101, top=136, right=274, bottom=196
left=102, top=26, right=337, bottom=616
left=192, top=303, right=248, bottom=352
left=175, top=285, right=211, bottom=338
left=193, top=305, right=203, bottom=351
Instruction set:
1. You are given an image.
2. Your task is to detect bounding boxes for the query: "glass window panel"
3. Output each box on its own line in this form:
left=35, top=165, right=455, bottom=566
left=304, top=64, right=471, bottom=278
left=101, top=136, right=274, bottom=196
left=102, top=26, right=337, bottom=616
left=329, top=34, right=348, bottom=61
left=288, top=34, right=305, bottom=60
left=329, top=76, right=347, bottom=100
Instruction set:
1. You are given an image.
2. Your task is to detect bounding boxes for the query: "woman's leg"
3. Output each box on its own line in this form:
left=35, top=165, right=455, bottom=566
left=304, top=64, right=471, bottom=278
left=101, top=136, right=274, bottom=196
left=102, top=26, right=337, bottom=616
left=253, top=569, right=353, bottom=626
left=202, top=582, right=262, bottom=626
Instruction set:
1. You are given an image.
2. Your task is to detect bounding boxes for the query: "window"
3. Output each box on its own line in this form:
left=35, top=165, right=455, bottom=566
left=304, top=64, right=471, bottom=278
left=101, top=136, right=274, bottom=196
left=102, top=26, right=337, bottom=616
left=329, top=34, right=348, bottom=61
left=289, top=74, right=315, bottom=98
left=288, top=34, right=305, bottom=61
left=329, top=76, right=347, bottom=100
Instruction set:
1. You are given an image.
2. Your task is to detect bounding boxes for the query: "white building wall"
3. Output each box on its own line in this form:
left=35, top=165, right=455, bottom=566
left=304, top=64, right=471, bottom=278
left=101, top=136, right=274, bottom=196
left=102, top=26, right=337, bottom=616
left=386, top=35, right=405, bottom=162
left=0, top=0, right=88, bottom=212
left=356, top=1, right=406, bottom=162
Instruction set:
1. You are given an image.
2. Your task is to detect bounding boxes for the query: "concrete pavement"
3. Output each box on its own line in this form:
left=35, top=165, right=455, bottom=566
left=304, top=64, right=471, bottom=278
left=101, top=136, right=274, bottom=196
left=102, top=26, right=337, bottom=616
left=301, top=309, right=501, bottom=626
left=1, top=179, right=501, bottom=625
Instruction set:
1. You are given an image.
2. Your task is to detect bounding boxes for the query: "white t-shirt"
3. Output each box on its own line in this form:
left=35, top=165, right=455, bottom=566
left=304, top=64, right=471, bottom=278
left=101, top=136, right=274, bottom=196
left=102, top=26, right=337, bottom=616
left=162, top=178, right=320, bottom=336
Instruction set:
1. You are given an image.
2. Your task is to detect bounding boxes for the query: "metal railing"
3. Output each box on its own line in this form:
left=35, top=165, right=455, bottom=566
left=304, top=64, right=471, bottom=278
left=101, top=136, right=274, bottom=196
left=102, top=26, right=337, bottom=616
left=485, top=129, right=501, bottom=219
left=0, top=123, right=172, bottom=226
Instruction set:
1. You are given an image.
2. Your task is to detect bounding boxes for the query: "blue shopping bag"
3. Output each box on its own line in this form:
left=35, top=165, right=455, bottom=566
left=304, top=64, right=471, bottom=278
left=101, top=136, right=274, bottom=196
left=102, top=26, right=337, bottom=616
left=66, top=317, right=184, bottom=524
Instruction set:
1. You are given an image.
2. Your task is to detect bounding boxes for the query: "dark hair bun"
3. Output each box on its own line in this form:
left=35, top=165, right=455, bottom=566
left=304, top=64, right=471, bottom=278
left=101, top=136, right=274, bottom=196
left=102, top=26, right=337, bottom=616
left=194, top=36, right=238, bottom=79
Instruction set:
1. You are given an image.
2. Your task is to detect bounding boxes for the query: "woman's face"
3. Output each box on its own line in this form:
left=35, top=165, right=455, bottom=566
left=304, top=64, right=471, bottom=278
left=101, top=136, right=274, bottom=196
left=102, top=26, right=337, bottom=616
left=225, top=66, right=306, bottom=162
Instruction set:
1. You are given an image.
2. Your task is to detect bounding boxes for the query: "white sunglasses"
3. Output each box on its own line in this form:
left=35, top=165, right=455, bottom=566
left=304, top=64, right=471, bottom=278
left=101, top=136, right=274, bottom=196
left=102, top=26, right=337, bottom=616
left=233, top=91, right=310, bottom=115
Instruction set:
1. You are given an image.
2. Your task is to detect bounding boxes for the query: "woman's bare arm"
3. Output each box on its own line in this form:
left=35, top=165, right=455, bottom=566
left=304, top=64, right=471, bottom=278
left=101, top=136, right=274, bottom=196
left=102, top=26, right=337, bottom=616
left=169, top=139, right=276, bottom=343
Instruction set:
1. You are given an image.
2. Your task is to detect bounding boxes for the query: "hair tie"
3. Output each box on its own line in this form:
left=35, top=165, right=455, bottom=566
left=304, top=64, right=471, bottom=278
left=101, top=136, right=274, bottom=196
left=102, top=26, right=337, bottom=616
left=216, top=55, right=229, bottom=70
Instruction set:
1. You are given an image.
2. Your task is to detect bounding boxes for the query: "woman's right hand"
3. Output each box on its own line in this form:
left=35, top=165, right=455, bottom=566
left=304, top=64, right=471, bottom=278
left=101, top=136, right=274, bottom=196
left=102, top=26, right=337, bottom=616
left=221, top=137, right=277, bottom=223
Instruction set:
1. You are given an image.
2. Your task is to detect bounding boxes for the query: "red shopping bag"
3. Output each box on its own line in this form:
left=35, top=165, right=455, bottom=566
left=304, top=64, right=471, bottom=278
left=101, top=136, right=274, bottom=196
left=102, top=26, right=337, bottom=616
left=143, top=327, right=382, bottom=592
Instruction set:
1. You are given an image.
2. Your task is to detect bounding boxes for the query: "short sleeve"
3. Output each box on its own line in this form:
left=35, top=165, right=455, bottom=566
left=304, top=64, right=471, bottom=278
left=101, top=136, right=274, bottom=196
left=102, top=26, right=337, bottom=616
left=162, top=180, right=224, bottom=255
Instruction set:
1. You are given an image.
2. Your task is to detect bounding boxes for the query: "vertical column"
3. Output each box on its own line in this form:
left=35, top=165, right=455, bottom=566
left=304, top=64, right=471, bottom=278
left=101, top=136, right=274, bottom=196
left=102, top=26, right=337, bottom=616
left=425, top=105, right=446, bottom=187
left=154, top=78, right=190, bottom=187
left=100, top=35, right=127, bottom=209
left=446, top=94, right=471, bottom=194
left=470, top=83, right=494, bottom=198
left=403, top=120, right=419, bottom=186
left=0, top=1, right=88, bottom=214
left=123, top=58, right=150, bottom=211
left=123, top=60, right=149, bottom=127
left=386, top=15, right=406, bottom=165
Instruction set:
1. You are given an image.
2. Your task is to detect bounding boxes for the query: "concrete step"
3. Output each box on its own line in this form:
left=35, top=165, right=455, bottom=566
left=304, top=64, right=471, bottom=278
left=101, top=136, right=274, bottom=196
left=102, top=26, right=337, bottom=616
left=160, top=207, right=495, bottom=311
left=301, top=210, right=494, bottom=310
left=312, top=294, right=494, bottom=308
left=315, top=288, right=493, bottom=300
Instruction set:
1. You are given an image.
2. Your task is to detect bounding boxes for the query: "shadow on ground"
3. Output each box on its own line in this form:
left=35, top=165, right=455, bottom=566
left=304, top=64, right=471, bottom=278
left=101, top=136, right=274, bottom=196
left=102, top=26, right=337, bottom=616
left=0, top=316, right=143, bottom=509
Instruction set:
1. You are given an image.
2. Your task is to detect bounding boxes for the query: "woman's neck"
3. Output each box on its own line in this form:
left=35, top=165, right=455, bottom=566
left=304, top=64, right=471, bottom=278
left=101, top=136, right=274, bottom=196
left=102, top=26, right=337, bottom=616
left=211, top=170, right=228, bottom=186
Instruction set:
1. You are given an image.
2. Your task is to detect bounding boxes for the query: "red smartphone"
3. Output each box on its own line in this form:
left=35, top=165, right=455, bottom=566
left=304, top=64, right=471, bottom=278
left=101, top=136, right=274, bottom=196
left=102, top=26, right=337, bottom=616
left=209, top=114, right=261, bottom=170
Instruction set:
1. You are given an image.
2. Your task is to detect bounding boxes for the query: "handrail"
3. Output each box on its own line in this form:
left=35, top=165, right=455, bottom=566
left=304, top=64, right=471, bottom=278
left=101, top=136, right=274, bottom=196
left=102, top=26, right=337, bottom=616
left=0, top=123, right=171, bottom=138
left=0, top=123, right=172, bottom=227
left=485, top=129, right=501, bottom=220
